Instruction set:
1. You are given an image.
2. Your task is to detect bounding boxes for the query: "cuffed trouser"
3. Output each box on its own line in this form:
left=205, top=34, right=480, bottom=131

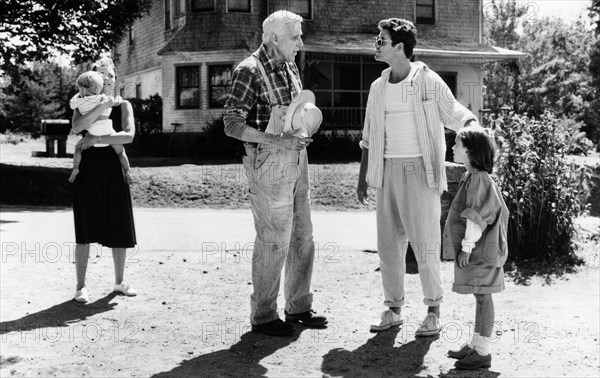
left=376, top=157, right=444, bottom=308
left=243, top=144, right=315, bottom=325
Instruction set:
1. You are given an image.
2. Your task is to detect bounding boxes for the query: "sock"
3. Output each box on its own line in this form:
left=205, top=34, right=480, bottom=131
left=468, top=332, right=480, bottom=348
left=475, top=334, right=490, bottom=356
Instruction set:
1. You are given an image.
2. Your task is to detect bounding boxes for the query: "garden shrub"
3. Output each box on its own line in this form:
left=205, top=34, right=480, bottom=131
left=495, top=111, right=593, bottom=268
left=129, top=94, right=164, bottom=156
left=199, top=116, right=243, bottom=160
left=307, top=132, right=362, bottom=162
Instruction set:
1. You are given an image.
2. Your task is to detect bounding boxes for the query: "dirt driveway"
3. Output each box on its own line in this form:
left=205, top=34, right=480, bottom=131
left=1, top=208, right=598, bottom=377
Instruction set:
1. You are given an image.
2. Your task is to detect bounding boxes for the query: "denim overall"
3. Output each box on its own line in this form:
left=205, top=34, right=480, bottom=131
left=243, top=57, right=315, bottom=325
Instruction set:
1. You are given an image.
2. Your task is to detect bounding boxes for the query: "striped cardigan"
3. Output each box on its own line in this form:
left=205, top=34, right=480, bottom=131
left=360, top=62, right=477, bottom=194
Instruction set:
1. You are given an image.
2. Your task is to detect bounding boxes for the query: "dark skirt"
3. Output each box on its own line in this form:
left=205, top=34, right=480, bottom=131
left=73, top=146, right=136, bottom=248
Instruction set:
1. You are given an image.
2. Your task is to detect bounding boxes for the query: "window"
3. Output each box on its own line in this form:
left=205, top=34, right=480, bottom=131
left=176, top=66, right=200, bottom=108
left=165, top=0, right=171, bottom=30
left=174, top=0, right=181, bottom=15
left=228, top=0, right=250, bottom=13
left=276, top=0, right=312, bottom=20
left=438, top=72, right=457, bottom=97
left=303, top=53, right=387, bottom=129
left=128, top=26, right=134, bottom=45
left=136, top=84, right=142, bottom=99
left=416, top=0, right=435, bottom=25
left=209, top=65, right=233, bottom=108
left=192, top=0, right=215, bottom=12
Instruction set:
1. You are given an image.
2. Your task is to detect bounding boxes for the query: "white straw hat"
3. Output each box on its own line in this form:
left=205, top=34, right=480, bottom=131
left=284, top=90, right=323, bottom=136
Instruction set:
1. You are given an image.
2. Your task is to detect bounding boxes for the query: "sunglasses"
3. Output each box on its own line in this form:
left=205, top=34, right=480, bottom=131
left=374, top=36, right=394, bottom=47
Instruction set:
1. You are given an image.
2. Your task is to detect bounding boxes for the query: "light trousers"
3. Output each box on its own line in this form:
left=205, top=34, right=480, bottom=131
left=376, top=157, right=444, bottom=308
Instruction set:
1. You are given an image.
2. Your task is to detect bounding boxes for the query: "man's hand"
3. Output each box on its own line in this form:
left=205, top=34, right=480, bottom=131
left=277, top=129, right=312, bottom=151
left=357, top=178, right=369, bottom=205
left=457, top=251, right=471, bottom=268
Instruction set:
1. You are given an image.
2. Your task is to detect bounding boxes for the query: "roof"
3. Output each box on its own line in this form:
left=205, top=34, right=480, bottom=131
left=158, top=15, right=263, bottom=55
left=302, top=33, right=526, bottom=64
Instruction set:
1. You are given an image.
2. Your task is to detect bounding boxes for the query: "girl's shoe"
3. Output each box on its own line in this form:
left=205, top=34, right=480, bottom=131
left=454, top=350, right=492, bottom=370
left=448, top=344, right=474, bottom=359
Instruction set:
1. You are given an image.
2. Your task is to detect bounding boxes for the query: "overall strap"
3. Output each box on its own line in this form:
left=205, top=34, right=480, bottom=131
left=253, top=56, right=278, bottom=106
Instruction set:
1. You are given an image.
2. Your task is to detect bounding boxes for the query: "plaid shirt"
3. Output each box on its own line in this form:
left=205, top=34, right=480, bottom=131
left=224, top=44, right=302, bottom=131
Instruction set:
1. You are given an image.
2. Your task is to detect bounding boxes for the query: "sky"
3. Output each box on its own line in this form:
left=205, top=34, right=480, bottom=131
left=483, top=0, right=593, bottom=23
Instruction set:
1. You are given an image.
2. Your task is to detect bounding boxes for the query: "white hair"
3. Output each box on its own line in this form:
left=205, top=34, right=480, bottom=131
left=262, top=10, right=303, bottom=44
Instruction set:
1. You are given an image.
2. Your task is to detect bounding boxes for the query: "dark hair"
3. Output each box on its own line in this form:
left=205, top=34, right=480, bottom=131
left=378, top=18, right=417, bottom=58
left=458, top=125, right=496, bottom=173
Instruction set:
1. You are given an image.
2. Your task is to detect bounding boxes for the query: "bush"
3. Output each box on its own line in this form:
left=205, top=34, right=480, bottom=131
left=306, top=132, right=362, bottom=162
left=199, top=116, right=243, bottom=160
left=495, top=111, right=593, bottom=268
left=129, top=94, right=164, bottom=156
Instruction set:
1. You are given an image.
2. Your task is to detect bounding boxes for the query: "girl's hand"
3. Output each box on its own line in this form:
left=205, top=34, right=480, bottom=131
left=457, top=251, right=471, bottom=268
left=77, top=134, right=99, bottom=150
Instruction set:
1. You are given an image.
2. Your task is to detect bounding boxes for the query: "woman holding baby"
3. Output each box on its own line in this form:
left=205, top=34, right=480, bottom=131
left=71, top=57, right=137, bottom=303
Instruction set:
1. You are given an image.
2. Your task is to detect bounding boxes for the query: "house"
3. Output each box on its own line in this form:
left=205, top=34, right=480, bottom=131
left=114, top=0, right=524, bottom=141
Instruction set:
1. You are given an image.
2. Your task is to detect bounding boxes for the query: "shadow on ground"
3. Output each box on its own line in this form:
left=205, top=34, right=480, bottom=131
left=0, top=163, right=72, bottom=206
left=321, top=328, right=501, bottom=378
left=321, top=328, right=436, bottom=377
left=0, top=293, right=118, bottom=335
left=150, top=329, right=306, bottom=377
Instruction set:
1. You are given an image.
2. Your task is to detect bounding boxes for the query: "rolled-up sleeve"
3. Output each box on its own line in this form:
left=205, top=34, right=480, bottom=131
left=429, top=72, right=477, bottom=131
left=223, top=64, right=257, bottom=140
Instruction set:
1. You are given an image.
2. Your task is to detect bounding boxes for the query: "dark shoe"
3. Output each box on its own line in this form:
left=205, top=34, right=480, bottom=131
left=251, top=319, right=295, bottom=337
left=284, top=310, right=328, bottom=328
left=448, top=344, right=474, bottom=360
left=454, top=350, right=492, bottom=370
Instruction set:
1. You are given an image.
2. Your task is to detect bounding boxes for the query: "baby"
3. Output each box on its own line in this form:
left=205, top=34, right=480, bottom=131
left=68, top=71, right=132, bottom=184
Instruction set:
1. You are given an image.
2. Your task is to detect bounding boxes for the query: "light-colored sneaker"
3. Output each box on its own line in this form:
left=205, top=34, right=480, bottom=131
left=114, top=282, right=137, bottom=296
left=415, top=312, right=441, bottom=337
left=370, top=309, right=403, bottom=332
left=74, top=288, right=89, bottom=303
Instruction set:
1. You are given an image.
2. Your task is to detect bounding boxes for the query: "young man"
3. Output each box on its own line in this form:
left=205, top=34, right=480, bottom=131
left=357, top=18, right=478, bottom=336
left=223, top=10, right=327, bottom=337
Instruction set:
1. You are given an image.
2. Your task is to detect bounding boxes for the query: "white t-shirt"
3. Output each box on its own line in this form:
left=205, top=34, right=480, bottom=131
left=383, top=65, right=422, bottom=158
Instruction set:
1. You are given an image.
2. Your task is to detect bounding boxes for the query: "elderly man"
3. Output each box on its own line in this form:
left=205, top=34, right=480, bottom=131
left=223, top=10, right=327, bottom=337
left=357, top=18, right=478, bottom=336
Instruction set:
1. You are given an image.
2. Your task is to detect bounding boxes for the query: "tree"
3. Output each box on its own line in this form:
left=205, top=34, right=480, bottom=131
left=483, top=0, right=600, bottom=146
left=0, top=62, right=80, bottom=133
left=589, top=0, right=600, bottom=143
left=0, top=0, right=152, bottom=70
left=518, top=16, right=599, bottom=145
left=482, top=0, right=528, bottom=112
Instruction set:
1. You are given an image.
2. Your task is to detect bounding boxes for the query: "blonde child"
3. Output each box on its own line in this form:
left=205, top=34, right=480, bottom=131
left=443, top=125, right=509, bottom=370
left=68, top=71, right=132, bottom=184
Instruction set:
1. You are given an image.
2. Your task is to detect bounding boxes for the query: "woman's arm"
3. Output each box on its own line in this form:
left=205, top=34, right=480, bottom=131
left=77, top=102, right=136, bottom=149
left=71, top=96, right=116, bottom=134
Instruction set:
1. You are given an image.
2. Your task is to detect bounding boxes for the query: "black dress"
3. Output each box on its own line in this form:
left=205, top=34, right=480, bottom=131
left=73, top=104, right=137, bottom=248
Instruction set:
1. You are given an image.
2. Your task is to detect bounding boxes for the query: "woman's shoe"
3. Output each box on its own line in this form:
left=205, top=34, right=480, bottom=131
left=74, top=288, right=89, bottom=303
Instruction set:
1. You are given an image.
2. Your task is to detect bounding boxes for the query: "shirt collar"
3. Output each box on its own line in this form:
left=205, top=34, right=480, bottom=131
left=255, top=44, right=286, bottom=73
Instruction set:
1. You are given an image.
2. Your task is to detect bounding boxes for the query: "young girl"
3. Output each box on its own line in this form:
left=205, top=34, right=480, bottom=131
left=68, top=71, right=131, bottom=184
left=443, top=125, right=509, bottom=370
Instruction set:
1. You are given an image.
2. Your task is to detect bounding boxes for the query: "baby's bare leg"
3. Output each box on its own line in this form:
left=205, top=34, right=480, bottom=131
left=111, top=144, right=133, bottom=184
left=68, top=144, right=83, bottom=183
